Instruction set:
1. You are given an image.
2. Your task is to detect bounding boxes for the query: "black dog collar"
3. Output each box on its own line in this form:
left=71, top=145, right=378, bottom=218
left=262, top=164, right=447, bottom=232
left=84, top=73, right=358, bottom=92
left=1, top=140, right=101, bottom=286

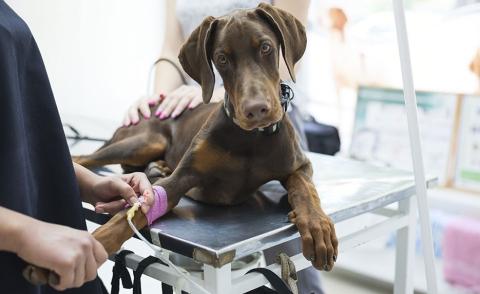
left=223, top=82, right=294, bottom=134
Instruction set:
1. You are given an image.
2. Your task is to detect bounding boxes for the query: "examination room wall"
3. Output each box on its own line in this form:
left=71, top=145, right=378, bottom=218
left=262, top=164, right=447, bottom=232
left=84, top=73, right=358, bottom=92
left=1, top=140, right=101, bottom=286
left=6, top=0, right=166, bottom=124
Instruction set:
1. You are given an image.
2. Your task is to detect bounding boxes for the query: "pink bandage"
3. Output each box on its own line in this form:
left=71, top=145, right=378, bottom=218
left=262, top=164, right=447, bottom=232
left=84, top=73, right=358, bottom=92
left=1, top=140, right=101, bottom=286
left=145, top=186, right=169, bottom=225
left=443, top=217, right=480, bottom=292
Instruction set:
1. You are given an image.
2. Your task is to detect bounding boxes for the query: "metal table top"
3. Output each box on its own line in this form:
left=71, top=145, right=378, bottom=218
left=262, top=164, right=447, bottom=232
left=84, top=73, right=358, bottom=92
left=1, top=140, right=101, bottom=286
left=69, top=138, right=436, bottom=267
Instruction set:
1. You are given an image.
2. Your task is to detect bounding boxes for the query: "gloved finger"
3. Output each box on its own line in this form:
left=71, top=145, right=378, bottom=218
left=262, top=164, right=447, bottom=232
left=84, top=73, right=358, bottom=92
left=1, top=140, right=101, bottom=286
left=121, top=173, right=154, bottom=214
left=107, top=178, right=137, bottom=205
left=95, top=199, right=126, bottom=215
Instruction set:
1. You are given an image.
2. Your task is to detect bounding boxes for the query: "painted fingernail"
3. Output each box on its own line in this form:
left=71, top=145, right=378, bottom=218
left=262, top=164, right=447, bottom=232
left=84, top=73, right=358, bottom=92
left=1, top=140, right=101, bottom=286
left=155, top=111, right=162, bottom=117
left=160, top=114, right=169, bottom=120
left=333, top=255, right=337, bottom=262
left=148, top=101, right=156, bottom=106
left=144, top=114, right=150, bottom=119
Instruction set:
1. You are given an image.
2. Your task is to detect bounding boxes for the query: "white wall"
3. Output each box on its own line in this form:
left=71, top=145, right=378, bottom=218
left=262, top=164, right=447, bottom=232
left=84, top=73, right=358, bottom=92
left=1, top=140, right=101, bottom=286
left=6, top=0, right=166, bottom=125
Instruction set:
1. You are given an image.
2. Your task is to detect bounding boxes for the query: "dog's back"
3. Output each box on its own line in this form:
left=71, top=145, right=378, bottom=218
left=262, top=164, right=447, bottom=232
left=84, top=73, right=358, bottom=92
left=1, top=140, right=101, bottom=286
left=74, top=102, right=221, bottom=172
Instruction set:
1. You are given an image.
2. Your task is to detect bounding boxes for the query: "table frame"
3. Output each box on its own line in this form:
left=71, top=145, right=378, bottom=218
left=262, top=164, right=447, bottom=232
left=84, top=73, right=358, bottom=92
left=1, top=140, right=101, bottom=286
left=100, top=194, right=420, bottom=293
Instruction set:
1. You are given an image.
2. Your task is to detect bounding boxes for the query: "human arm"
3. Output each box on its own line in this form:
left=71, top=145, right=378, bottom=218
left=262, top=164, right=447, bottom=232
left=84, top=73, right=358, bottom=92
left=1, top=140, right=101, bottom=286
left=274, top=0, right=310, bottom=81
left=124, top=0, right=186, bottom=125
left=0, top=206, right=107, bottom=290
left=74, top=162, right=154, bottom=215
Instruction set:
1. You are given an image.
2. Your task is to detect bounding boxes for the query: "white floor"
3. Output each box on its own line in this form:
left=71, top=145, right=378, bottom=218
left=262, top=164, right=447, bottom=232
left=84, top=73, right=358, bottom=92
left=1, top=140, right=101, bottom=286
left=322, top=272, right=391, bottom=294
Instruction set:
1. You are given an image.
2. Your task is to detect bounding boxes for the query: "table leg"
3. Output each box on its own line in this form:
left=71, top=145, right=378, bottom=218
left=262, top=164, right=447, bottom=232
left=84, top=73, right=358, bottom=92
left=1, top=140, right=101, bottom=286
left=204, top=263, right=232, bottom=294
left=392, top=0, right=438, bottom=292
left=394, top=197, right=416, bottom=294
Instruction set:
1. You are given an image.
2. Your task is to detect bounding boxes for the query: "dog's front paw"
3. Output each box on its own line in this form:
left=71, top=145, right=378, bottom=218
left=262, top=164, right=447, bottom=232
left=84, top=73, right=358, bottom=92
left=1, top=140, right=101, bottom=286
left=145, top=161, right=172, bottom=182
left=289, top=209, right=338, bottom=271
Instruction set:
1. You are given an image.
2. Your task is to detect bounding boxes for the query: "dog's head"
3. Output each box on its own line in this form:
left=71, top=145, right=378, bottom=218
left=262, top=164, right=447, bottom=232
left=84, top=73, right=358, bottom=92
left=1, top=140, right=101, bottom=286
left=179, top=3, right=306, bottom=131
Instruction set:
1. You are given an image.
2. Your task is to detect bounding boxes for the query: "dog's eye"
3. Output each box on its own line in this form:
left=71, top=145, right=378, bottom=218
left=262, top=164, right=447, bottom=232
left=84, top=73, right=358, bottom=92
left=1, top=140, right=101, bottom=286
left=217, top=54, right=227, bottom=65
left=260, top=43, right=272, bottom=54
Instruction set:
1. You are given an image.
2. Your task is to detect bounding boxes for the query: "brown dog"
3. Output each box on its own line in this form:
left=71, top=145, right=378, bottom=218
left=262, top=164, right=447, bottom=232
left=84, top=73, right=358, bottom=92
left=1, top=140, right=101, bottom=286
left=75, top=3, right=338, bottom=271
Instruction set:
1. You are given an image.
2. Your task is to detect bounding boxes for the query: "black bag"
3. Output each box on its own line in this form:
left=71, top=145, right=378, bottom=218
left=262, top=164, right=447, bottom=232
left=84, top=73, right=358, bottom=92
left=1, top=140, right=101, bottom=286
left=303, top=116, right=341, bottom=155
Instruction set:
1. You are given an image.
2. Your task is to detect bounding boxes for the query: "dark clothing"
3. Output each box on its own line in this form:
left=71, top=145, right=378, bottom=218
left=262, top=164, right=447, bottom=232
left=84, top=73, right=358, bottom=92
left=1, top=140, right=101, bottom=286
left=0, top=1, right=102, bottom=293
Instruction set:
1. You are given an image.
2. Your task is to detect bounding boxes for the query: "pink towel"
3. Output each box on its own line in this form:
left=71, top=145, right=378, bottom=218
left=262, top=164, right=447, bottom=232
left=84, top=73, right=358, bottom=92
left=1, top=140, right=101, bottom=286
left=443, top=217, right=480, bottom=292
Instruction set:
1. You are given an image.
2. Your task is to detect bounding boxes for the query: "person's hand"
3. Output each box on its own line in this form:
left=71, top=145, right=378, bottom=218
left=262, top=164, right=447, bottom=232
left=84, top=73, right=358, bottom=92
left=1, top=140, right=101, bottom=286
left=122, top=85, right=204, bottom=127
left=16, top=219, right=107, bottom=291
left=123, top=94, right=164, bottom=127
left=90, top=173, right=154, bottom=215
left=154, top=85, right=203, bottom=119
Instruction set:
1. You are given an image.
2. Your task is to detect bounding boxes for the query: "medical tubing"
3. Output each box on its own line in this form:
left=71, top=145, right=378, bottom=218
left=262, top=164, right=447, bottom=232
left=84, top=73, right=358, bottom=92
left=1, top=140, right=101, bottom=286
left=126, top=203, right=210, bottom=294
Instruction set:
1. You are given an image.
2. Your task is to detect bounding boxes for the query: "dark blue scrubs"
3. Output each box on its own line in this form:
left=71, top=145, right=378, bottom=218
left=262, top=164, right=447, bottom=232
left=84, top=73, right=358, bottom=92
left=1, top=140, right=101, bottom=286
left=0, top=1, right=103, bottom=293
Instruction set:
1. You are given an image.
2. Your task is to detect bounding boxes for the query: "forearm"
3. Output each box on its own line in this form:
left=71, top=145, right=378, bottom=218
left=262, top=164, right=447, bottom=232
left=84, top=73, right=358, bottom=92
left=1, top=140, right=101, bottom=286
left=153, top=54, right=185, bottom=94
left=275, top=0, right=310, bottom=81
left=153, top=0, right=186, bottom=94
left=73, top=162, right=100, bottom=205
left=0, top=206, right=33, bottom=253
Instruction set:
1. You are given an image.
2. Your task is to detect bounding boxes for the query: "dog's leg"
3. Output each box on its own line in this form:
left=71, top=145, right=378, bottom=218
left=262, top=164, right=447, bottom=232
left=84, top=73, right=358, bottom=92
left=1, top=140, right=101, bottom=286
left=73, top=133, right=167, bottom=168
left=92, top=168, right=200, bottom=256
left=91, top=149, right=202, bottom=255
left=282, top=161, right=338, bottom=272
left=144, top=160, right=172, bottom=183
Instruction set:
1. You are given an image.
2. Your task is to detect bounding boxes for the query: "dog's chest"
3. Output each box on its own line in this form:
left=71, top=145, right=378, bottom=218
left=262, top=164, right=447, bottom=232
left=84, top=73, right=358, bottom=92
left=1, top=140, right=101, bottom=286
left=192, top=138, right=294, bottom=184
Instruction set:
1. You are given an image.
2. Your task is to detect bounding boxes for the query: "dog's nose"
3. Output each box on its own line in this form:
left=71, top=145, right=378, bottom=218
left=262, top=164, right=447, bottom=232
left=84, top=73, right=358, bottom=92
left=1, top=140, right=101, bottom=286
left=243, top=100, right=270, bottom=120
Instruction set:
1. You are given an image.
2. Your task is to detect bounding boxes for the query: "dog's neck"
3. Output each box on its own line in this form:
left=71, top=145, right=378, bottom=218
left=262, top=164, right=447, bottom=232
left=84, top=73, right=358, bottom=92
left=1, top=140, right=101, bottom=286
left=222, top=83, right=294, bottom=135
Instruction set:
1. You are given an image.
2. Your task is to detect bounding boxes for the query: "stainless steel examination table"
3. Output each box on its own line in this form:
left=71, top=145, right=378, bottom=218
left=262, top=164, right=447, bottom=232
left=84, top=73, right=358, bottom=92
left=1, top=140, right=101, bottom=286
left=69, top=138, right=436, bottom=294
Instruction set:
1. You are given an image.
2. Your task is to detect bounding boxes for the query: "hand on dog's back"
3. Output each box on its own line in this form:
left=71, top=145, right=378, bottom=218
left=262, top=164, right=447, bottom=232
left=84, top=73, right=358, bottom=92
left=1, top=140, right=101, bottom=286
left=123, top=85, right=226, bottom=127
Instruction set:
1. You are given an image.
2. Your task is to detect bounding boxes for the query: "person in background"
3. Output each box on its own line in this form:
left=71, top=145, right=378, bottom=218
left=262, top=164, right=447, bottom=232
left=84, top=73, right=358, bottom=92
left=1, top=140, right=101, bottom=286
left=0, top=1, right=154, bottom=293
left=470, top=48, right=480, bottom=93
left=123, top=1, right=324, bottom=293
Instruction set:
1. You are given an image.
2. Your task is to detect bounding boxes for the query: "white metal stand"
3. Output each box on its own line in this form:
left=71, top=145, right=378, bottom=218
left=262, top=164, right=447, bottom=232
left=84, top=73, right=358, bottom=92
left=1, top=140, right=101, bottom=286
left=392, top=0, right=438, bottom=293
left=117, top=199, right=429, bottom=293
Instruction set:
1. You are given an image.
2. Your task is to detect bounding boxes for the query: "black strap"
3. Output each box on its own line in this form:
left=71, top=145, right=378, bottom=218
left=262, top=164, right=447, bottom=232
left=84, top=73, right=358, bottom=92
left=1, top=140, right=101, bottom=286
left=111, top=250, right=134, bottom=294
left=133, top=256, right=167, bottom=294
left=245, top=268, right=293, bottom=294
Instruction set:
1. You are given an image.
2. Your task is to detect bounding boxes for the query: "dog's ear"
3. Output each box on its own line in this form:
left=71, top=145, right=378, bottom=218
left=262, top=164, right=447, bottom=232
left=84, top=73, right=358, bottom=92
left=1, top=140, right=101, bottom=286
left=178, top=16, right=218, bottom=103
left=255, top=3, right=307, bottom=82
